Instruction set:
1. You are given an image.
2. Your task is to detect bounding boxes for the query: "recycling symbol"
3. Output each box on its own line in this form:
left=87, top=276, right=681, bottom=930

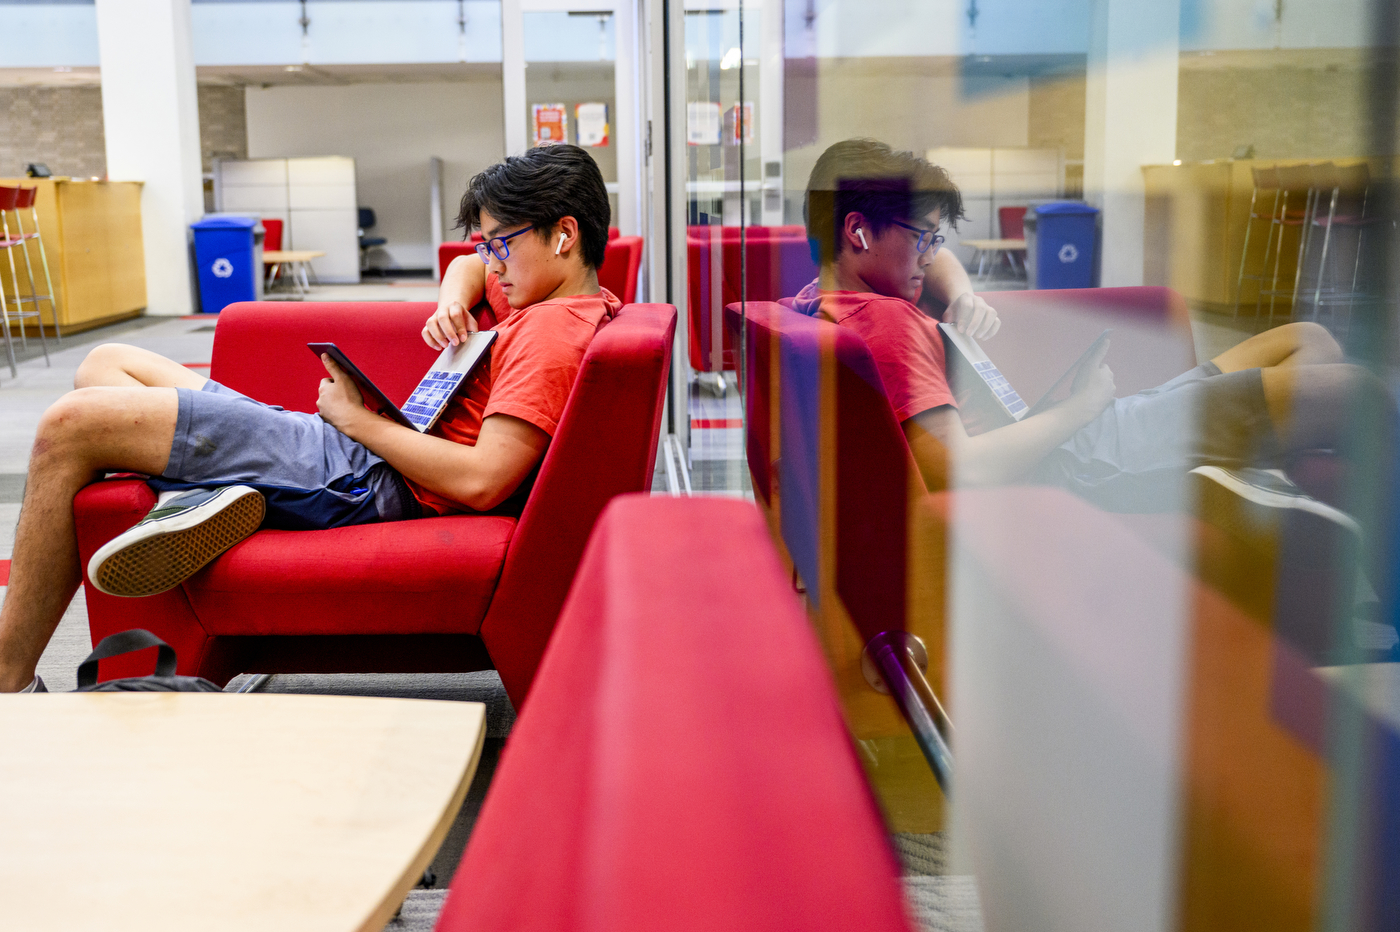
left=1058, top=243, right=1079, bottom=264
left=211, top=258, right=234, bottom=278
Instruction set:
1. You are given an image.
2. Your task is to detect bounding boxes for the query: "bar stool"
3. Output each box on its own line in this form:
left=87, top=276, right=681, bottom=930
left=11, top=186, right=61, bottom=346
left=1234, top=164, right=1323, bottom=323
left=0, top=185, right=49, bottom=377
left=1295, top=162, right=1375, bottom=332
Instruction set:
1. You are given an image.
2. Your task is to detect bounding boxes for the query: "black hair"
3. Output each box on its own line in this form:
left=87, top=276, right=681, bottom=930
left=456, top=145, right=611, bottom=269
left=803, top=138, right=964, bottom=266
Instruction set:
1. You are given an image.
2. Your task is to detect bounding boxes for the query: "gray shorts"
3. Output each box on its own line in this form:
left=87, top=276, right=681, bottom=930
left=148, top=380, right=420, bottom=530
left=1034, top=362, right=1279, bottom=512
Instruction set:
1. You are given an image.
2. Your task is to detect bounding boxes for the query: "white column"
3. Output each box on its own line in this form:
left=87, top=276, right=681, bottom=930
left=95, top=0, right=203, bottom=316
left=1082, top=0, right=1179, bottom=287
left=501, top=0, right=528, bottom=157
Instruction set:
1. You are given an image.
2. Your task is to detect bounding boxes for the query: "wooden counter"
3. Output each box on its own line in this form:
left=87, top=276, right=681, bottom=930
left=1142, top=158, right=1375, bottom=319
left=0, top=177, right=146, bottom=333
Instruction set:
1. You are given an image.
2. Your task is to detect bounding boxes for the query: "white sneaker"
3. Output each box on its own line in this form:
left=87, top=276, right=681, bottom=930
left=87, top=486, right=265, bottom=597
left=1189, top=465, right=1362, bottom=538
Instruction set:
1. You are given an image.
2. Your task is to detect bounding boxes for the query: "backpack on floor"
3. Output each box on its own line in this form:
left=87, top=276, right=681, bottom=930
left=74, top=629, right=222, bottom=692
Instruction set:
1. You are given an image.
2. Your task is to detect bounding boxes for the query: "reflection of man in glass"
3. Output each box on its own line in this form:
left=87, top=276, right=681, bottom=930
left=794, top=139, right=1389, bottom=527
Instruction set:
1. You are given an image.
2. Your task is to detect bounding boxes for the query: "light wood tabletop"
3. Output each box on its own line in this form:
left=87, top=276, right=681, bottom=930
left=1, top=693, right=485, bottom=932
left=263, top=249, right=328, bottom=263
left=960, top=238, right=1026, bottom=251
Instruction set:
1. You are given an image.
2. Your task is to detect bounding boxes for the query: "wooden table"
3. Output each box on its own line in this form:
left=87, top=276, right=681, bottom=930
left=264, top=249, right=327, bottom=295
left=0, top=693, right=485, bottom=932
left=961, top=237, right=1027, bottom=280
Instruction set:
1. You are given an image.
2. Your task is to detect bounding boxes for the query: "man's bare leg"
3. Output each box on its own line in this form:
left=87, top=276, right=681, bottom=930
left=0, top=387, right=178, bottom=691
left=75, top=343, right=207, bottom=391
left=1213, top=321, right=1343, bottom=374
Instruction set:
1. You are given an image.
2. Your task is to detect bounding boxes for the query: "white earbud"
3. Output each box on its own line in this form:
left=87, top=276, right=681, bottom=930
left=555, top=232, right=567, bottom=255
left=856, top=229, right=870, bottom=251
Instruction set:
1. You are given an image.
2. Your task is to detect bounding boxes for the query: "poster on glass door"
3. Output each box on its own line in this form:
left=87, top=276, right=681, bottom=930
left=687, top=102, right=721, bottom=146
left=576, top=103, right=609, bottom=147
left=533, top=104, right=567, bottom=146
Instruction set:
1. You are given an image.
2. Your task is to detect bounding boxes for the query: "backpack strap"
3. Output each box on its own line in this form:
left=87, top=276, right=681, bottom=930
left=77, top=629, right=178, bottom=688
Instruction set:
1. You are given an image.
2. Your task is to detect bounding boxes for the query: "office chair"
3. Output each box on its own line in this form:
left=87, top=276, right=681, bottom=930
left=357, top=207, right=387, bottom=271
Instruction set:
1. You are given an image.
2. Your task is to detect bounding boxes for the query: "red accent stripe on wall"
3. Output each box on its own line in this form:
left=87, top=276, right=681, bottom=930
left=691, top=418, right=742, bottom=429
left=0, top=560, right=10, bottom=586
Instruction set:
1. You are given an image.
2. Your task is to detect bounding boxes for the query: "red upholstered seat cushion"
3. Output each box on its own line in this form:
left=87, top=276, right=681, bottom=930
left=183, top=515, right=516, bottom=636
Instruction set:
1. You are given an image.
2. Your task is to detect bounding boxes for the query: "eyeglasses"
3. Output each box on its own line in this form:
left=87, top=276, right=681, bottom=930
left=475, top=225, right=535, bottom=263
left=892, top=220, right=945, bottom=255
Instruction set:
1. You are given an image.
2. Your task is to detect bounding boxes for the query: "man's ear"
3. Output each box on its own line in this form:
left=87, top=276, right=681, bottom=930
left=553, top=216, right=582, bottom=259
left=841, top=212, right=867, bottom=254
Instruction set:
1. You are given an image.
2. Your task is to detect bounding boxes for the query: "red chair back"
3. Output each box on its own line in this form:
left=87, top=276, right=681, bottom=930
left=726, top=301, right=927, bottom=644
left=211, top=302, right=439, bottom=412
left=438, top=232, right=640, bottom=303
left=597, top=235, right=643, bottom=304
left=261, top=217, right=283, bottom=252
left=0, top=185, right=18, bottom=211
left=440, top=496, right=915, bottom=932
left=998, top=206, right=1027, bottom=240
left=479, top=303, right=677, bottom=703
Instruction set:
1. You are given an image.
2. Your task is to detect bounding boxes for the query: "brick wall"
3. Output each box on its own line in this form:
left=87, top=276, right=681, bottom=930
left=0, top=84, right=248, bottom=180
left=0, top=86, right=107, bottom=179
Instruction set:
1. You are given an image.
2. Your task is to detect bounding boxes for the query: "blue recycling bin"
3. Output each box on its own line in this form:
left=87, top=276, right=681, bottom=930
left=1025, top=201, right=1098, bottom=290
left=191, top=215, right=259, bottom=313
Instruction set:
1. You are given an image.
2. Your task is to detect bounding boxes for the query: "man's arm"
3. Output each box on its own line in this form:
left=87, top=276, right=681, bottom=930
left=923, top=248, right=1001, bottom=340
left=317, top=355, right=548, bottom=511
left=424, top=255, right=488, bottom=349
left=904, top=340, right=1115, bottom=489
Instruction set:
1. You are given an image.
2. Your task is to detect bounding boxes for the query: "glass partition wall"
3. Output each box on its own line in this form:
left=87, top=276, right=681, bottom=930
left=660, top=0, right=1400, bottom=928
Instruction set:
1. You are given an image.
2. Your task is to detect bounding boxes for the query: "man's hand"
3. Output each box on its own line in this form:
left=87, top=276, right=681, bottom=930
left=423, top=300, right=478, bottom=350
left=945, top=292, right=1001, bottom=340
left=316, top=354, right=373, bottom=434
left=1068, top=338, right=1115, bottom=420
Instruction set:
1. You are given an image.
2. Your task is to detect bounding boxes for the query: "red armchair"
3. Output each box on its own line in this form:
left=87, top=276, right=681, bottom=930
left=73, top=300, right=676, bottom=707
left=438, top=495, right=914, bottom=932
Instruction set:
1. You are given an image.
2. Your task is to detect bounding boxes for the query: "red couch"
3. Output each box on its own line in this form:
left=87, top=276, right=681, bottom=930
left=73, top=300, right=676, bottom=706
left=437, top=495, right=914, bottom=932
left=438, top=233, right=642, bottom=305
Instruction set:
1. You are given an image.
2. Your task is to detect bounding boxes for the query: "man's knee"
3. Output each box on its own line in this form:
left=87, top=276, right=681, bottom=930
left=1284, top=322, right=1342, bottom=363
left=35, top=389, right=113, bottom=454
left=74, top=343, right=136, bottom=389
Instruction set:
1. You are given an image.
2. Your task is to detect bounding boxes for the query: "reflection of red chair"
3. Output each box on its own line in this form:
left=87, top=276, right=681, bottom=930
left=438, top=232, right=641, bottom=304
left=997, top=206, right=1026, bottom=239
left=438, top=496, right=915, bottom=932
left=687, top=227, right=817, bottom=372
left=72, top=300, right=676, bottom=706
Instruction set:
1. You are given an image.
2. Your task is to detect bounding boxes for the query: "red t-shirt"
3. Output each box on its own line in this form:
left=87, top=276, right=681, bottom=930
left=406, top=274, right=621, bottom=515
left=791, top=286, right=957, bottom=422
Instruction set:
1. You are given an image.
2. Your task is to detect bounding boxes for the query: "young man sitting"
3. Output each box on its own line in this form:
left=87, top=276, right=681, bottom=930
left=795, top=138, right=1391, bottom=532
left=0, top=144, right=620, bottom=694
